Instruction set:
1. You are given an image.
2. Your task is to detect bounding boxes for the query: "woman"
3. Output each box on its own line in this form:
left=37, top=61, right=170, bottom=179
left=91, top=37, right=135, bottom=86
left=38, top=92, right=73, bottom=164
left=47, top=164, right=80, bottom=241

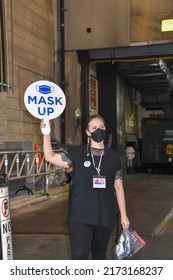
left=41, top=114, right=130, bottom=259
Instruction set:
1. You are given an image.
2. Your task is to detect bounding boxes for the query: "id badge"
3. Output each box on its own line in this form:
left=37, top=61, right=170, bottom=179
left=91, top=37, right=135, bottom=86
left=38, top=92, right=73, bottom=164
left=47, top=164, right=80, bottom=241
left=93, top=175, right=106, bottom=189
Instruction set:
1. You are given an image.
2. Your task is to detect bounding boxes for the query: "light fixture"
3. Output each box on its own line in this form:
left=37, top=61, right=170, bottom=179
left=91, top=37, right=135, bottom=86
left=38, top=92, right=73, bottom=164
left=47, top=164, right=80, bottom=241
left=161, top=19, right=173, bottom=32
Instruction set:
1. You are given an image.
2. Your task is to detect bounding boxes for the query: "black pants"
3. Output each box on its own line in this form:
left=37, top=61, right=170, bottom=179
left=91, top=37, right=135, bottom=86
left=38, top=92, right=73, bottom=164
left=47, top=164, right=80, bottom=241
left=68, top=221, right=114, bottom=260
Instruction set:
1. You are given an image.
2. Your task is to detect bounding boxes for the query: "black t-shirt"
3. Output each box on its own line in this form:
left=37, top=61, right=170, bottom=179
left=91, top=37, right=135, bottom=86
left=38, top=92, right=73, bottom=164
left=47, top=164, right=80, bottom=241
left=66, top=145, right=122, bottom=228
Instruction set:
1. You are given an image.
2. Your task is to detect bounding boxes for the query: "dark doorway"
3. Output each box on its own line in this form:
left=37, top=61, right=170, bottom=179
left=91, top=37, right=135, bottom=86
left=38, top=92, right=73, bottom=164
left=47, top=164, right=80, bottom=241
left=97, top=62, right=117, bottom=150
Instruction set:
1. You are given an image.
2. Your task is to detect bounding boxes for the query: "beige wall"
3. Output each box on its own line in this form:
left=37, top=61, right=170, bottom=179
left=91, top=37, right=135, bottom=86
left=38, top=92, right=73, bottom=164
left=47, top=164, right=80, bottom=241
left=65, top=0, right=173, bottom=50
left=65, top=0, right=130, bottom=50
left=64, top=52, right=82, bottom=146
left=0, top=0, right=82, bottom=148
left=130, top=0, right=173, bottom=45
left=0, top=0, right=55, bottom=146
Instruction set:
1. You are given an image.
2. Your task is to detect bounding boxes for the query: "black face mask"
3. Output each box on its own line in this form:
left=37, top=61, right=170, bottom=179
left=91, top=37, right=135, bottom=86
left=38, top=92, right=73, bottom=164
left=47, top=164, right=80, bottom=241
left=90, top=128, right=106, bottom=142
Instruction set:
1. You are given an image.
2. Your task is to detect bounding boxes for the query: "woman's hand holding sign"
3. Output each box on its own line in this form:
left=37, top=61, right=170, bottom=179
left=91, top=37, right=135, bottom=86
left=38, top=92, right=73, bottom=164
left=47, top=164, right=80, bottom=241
left=40, top=118, right=51, bottom=135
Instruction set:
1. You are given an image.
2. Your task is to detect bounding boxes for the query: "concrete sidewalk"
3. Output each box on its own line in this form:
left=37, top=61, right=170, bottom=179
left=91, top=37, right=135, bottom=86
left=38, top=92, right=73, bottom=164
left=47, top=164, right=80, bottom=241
left=9, top=173, right=173, bottom=260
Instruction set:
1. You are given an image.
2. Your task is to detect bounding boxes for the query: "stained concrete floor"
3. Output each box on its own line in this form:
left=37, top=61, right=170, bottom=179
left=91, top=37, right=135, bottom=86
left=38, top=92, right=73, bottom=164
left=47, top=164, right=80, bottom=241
left=9, top=173, right=173, bottom=260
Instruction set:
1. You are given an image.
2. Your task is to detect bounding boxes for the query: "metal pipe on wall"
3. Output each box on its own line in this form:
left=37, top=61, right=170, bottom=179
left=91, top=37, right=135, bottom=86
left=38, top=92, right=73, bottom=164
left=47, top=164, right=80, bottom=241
left=59, top=0, right=65, bottom=144
left=0, top=0, right=10, bottom=92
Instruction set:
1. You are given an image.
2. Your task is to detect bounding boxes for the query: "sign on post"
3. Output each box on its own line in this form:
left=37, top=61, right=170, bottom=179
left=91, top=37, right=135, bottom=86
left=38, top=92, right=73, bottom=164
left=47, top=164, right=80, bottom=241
left=0, top=181, right=13, bottom=260
left=24, top=80, right=66, bottom=134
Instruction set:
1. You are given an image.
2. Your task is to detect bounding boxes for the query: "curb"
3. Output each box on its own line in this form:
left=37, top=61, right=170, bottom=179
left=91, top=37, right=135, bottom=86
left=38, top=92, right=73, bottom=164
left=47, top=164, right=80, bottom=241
left=10, top=183, right=69, bottom=212
left=151, top=207, right=173, bottom=236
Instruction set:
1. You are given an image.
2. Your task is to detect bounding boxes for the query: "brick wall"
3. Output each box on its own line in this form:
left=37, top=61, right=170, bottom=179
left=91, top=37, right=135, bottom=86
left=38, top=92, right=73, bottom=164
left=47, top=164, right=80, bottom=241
left=0, top=0, right=55, bottom=146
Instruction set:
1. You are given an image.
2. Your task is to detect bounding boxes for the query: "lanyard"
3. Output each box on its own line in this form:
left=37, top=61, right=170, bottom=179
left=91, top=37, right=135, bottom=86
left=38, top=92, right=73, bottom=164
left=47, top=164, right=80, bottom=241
left=91, top=150, right=103, bottom=175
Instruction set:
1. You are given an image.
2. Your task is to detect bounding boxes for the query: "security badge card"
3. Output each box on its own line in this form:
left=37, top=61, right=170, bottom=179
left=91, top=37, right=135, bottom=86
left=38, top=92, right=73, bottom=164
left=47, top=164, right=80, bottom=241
left=93, top=175, right=106, bottom=189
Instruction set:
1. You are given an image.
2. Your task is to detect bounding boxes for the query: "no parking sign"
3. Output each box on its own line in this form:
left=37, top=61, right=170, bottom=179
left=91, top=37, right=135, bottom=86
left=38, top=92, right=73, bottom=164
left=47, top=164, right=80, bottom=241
left=0, top=185, right=13, bottom=260
left=24, top=80, right=66, bottom=134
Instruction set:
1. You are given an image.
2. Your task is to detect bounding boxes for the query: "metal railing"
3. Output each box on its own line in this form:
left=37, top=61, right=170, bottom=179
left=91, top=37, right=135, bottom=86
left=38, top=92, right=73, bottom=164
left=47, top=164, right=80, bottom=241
left=0, top=149, right=65, bottom=196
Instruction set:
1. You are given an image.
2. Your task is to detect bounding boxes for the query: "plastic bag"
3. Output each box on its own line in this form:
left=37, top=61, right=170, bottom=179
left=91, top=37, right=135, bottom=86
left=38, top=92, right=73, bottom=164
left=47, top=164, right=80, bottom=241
left=115, top=227, right=146, bottom=260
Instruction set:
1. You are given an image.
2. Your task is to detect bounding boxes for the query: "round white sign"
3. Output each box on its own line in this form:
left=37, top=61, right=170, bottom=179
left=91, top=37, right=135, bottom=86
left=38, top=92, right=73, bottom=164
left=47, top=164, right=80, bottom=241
left=24, top=80, right=66, bottom=120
